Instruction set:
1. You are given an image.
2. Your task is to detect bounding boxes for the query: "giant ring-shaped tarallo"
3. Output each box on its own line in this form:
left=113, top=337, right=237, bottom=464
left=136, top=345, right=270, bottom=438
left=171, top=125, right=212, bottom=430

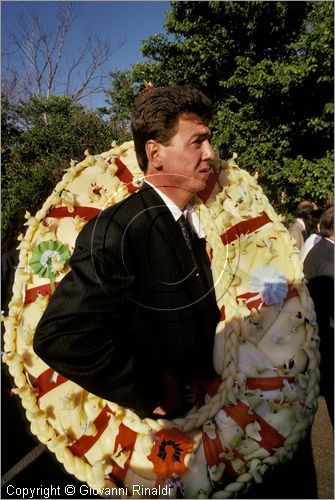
left=3, top=141, right=320, bottom=498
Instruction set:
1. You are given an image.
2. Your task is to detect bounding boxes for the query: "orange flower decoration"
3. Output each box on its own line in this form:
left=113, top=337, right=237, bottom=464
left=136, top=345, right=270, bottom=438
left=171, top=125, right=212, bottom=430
left=148, top=428, right=193, bottom=478
left=141, top=80, right=154, bottom=95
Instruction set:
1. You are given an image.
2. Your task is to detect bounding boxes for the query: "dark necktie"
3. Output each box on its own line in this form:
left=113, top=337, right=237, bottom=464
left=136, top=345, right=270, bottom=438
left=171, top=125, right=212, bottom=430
left=177, top=214, right=211, bottom=292
left=177, top=214, right=220, bottom=334
left=177, top=214, right=195, bottom=252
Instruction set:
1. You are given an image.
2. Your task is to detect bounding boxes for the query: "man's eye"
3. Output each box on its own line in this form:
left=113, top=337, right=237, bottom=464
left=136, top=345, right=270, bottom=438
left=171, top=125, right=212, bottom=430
left=193, top=135, right=212, bottom=145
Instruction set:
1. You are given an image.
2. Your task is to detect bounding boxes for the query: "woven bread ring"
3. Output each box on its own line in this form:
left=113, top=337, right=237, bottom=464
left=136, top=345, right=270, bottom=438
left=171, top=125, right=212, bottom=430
left=3, top=141, right=320, bottom=498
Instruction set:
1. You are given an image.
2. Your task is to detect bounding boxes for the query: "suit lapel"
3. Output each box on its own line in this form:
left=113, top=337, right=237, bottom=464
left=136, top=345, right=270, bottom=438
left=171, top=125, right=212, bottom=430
left=138, top=183, right=218, bottom=312
left=138, top=183, right=198, bottom=277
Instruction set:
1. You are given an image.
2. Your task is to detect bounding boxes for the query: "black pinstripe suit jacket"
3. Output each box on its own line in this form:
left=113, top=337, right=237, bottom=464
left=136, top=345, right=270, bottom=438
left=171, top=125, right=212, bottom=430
left=33, top=183, right=220, bottom=415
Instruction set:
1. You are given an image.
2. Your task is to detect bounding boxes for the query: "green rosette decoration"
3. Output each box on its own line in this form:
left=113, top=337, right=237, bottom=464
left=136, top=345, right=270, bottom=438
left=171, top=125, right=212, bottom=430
left=29, top=240, right=71, bottom=293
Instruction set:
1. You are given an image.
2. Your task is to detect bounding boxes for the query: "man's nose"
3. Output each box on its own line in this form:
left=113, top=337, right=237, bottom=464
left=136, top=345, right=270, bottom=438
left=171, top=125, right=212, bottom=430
left=202, top=141, right=216, bottom=161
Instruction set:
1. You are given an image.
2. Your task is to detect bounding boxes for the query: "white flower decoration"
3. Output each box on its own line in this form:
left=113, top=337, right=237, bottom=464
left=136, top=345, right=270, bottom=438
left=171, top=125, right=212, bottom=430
left=250, top=458, right=268, bottom=483
left=203, top=419, right=217, bottom=440
left=209, top=462, right=225, bottom=482
left=249, top=265, right=288, bottom=305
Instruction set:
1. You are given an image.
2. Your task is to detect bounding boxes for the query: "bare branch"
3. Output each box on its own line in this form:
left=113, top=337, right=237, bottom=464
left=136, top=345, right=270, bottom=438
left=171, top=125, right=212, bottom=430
left=65, top=38, right=92, bottom=96
left=70, top=31, right=125, bottom=101
left=1, top=67, right=21, bottom=102
left=46, top=3, right=77, bottom=96
left=2, top=2, right=124, bottom=106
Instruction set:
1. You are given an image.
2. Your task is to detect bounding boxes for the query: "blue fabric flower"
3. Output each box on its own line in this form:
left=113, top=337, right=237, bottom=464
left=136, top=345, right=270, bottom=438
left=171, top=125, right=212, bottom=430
left=249, top=266, right=288, bottom=305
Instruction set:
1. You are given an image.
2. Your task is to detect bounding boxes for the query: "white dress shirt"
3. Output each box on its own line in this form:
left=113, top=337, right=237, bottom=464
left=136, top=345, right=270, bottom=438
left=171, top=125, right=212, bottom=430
left=144, top=180, right=206, bottom=238
left=300, top=233, right=322, bottom=262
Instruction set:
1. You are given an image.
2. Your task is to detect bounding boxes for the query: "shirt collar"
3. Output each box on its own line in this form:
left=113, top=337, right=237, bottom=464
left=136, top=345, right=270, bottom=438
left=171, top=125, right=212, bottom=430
left=144, top=179, right=182, bottom=221
left=144, top=180, right=206, bottom=238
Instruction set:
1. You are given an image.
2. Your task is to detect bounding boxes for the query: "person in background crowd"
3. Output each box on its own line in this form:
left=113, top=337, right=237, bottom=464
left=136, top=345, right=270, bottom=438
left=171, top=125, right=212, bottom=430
left=304, top=206, right=334, bottom=426
left=289, top=200, right=318, bottom=250
left=1, top=209, right=26, bottom=316
left=300, top=208, right=323, bottom=262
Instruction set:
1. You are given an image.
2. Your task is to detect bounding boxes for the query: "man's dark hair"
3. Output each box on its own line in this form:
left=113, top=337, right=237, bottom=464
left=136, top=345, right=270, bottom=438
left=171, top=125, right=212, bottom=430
left=319, top=206, right=334, bottom=237
left=130, top=85, right=214, bottom=172
left=305, top=208, right=324, bottom=236
left=296, top=200, right=317, bottom=219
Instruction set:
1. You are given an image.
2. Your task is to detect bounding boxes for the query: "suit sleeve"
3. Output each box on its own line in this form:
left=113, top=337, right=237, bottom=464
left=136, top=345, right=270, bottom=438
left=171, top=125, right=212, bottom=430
left=33, top=215, right=151, bottom=416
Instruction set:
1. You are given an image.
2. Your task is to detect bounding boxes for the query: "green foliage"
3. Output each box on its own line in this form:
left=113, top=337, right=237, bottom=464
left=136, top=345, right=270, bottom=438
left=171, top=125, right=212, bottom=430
left=105, top=1, right=334, bottom=218
left=101, top=69, right=141, bottom=123
left=2, top=95, right=130, bottom=249
left=3, top=1, right=333, bottom=253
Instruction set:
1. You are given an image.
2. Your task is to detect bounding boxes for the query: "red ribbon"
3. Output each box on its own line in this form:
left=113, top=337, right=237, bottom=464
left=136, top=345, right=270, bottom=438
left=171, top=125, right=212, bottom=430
left=236, top=291, right=263, bottom=311
left=109, top=423, right=138, bottom=484
left=286, top=288, right=299, bottom=300
left=202, top=429, right=236, bottom=478
left=114, top=158, right=138, bottom=194
left=221, top=213, right=272, bottom=245
left=69, top=404, right=114, bottom=457
left=45, top=206, right=101, bottom=220
left=35, top=367, right=68, bottom=399
left=201, top=375, right=296, bottom=397
left=202, top=399, right=285, bottom=476
left=224, top=400, right=285, bottom=452
left=236, top=287, right=299, bottom=312
left=236, top=291, right=260, bottom=301
left=24, top=282, right=59, bottom=304
left=202, top=429, right=223, bottom=467
left=197, top=172, right=220, bottom=204
left=246, top=377, right=295, bottom=391
left=219, top=305, right=226, bottom=321
left=69, top=405, right=137, bottom=485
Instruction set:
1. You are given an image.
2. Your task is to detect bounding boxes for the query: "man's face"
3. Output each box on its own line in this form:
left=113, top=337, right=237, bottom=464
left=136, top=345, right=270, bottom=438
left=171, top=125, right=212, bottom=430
left=154, top=114, right=216, bottom=195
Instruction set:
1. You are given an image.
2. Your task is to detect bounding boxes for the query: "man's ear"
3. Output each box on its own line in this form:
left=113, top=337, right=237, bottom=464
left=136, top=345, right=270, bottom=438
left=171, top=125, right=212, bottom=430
left=145, top=140, right=163, bottom=171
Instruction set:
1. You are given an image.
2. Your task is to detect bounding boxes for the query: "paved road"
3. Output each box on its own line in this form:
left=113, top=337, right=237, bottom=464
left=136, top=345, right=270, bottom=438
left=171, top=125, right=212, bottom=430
left=311, top=396, right=334, bottom=499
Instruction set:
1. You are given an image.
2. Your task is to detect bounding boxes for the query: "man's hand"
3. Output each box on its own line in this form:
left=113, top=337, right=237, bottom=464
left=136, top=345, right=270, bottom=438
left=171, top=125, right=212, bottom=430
left=152, top=373, right=195, bottom=417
